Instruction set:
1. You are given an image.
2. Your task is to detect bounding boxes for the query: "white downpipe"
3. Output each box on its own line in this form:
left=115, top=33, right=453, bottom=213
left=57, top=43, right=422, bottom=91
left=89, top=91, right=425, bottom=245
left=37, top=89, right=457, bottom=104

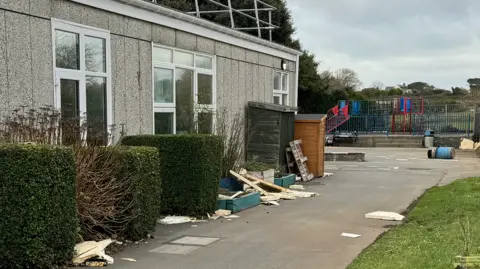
left=294, top=54, right=300, bottom=113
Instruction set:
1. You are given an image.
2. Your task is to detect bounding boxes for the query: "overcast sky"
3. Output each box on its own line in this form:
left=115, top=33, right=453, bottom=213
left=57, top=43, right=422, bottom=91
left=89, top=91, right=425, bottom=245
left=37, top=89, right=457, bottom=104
left=287, top=0, right=480, bottom=90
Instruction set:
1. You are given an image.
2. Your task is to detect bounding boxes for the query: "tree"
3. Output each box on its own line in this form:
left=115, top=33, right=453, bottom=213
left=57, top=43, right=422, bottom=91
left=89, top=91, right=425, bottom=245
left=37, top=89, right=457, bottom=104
left=361, top=87, right=382, bottom=99
left=467, top=78, right=480, bottom=92
left=333, top=68, right=362, bottom=90
left=372, top=81, right=384, bottom=90
left=407, top=82, right=436, bottom=95
left=296, top=51, right=334, bottom=113
left=387, top=87, right=403, bottom=96
left=452, top=87, right=469, bottom=96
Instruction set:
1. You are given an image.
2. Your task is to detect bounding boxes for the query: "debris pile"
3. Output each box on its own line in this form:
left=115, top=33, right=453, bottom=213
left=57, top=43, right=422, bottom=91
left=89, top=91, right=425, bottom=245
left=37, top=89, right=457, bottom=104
left=365, top=211, right=405, bottom=221
left=72, top=239, right=115, bottom=267
left=229, top=169, right=319, bottom=205
left=460, top=138, right=480, bottom=150
left=157, top=216, right=209, bottom=225
left=156, top=168, right=320, bottom=228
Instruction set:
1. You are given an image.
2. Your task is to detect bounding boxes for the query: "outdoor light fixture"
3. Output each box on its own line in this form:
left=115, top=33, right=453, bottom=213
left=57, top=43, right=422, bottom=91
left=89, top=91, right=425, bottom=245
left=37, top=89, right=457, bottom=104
left=281, top=59, right=287, bottom=70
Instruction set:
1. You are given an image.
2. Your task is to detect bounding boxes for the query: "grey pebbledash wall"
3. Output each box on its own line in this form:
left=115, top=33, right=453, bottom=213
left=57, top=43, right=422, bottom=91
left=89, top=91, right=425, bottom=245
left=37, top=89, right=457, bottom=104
left=0, top=0, right=298, bottom=138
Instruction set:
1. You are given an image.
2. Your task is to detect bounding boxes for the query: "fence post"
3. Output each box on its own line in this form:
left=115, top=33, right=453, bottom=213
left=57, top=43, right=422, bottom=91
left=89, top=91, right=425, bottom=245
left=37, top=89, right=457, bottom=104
left=468, top=113, right=471, bottom=138
left=412, top=114, right=415, bottom=135
left=386, top=115, right=389, bottom=137
left=445, top=104, right=448, bottom=128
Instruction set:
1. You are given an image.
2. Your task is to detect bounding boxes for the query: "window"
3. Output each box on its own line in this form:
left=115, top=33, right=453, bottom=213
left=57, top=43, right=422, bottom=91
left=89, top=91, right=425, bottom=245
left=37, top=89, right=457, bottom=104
left=153, top=46, right=215, bottom=134
left=273, top=71, right=289, bottom=106
left=53, top=19, right=111, bottom=145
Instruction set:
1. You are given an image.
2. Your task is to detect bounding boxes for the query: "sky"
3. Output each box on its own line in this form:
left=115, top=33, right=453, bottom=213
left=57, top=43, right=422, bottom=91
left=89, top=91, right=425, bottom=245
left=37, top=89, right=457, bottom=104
left=287, top=0, right=480, bottom=90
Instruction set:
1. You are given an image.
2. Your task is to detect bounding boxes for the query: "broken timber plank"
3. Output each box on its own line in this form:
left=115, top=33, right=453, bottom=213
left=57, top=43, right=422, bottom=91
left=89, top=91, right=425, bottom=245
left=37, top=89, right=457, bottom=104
left=229, top=191, right=243, bottom=199
left=244, top=174, right=290, bottom=193
left=289, top=140, right=315, bottom=182
left=229, top=170, right=269, bottom=196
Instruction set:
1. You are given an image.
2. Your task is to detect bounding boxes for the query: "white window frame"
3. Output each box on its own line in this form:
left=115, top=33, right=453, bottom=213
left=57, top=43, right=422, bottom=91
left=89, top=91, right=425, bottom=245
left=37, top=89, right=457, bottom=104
left=273, top=71, right=289, bottom=106
left=152, top=44, right=216, bottom=134
left=51, top=18, right=112, bottom=144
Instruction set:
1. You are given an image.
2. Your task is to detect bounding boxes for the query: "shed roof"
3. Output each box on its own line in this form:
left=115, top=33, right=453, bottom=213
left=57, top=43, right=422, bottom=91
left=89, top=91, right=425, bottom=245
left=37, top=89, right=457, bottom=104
left=248, top=101, right=298, bottom=113
left=295, top=114, right=327, bottom=120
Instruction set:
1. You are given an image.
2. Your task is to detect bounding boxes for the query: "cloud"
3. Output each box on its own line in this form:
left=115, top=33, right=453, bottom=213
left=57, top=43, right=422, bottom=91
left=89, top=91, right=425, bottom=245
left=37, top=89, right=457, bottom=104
left=288, top=0, right=480, bottom=89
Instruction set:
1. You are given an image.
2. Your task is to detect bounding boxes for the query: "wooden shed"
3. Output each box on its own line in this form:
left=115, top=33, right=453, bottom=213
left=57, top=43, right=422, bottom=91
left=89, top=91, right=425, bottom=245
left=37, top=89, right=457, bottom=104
left=246, top=101, right=297, bottom=168
left=294, top=114, right=326, bottom=177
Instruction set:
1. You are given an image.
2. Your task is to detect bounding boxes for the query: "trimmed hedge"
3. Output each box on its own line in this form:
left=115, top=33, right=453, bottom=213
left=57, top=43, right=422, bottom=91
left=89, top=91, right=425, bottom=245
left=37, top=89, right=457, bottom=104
left=121, top=135, right=223, bottom=216
left=114, top=147, right=162, bottom=240
left=0, top=144, right=77, bottom=269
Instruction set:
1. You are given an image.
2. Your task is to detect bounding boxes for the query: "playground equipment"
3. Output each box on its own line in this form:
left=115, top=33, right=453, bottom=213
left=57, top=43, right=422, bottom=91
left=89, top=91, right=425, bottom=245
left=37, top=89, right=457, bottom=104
left=326, top=97, right=424, bottom=134
left=325, top=97, right=473, bottom=135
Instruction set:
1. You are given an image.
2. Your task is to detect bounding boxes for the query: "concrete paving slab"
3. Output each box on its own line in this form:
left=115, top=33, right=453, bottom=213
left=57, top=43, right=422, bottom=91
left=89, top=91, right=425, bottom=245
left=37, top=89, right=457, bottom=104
left=170, top=236, right=219, bottom=246
left=149, top=244, right=200, bottom=255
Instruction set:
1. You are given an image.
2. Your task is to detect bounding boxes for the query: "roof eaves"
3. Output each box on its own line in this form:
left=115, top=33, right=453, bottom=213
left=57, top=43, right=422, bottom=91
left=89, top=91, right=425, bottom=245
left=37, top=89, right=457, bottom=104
left=119, top=0, right=302, bottom=56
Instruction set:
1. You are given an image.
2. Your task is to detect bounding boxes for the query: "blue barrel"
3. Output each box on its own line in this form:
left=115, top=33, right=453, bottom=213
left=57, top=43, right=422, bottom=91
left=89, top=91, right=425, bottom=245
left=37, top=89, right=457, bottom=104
left=435, top=147, right=455, bottom=159
left=406, top=99, right=412, bottom=113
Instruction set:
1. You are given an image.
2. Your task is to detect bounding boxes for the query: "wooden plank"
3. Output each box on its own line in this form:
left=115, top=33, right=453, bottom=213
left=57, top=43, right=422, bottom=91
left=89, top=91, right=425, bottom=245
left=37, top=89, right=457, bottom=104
left=289, top=139, right=314, bottom=182
left=229, top=191, right=243, bottom=199
left=229, top=170, right=269, bottom=196
left=244, top=174, right=289, bottom=193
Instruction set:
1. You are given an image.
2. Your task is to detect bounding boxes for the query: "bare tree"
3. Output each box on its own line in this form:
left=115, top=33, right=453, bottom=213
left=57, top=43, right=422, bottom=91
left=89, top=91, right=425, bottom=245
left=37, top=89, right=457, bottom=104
left=372, top=81, right=385, bottom=90
left=333, top=68, right=362, bottom=90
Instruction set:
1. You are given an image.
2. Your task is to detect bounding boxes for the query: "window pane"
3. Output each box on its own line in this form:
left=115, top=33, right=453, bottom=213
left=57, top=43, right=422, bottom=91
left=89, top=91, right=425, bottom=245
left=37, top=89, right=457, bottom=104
left=273, top=95, right=280, bottom=105
left=175, top=68, right=194, bottom=134
left=282, top=94, right=288, bottom=106
left=196, top=55, right=213, bottom=69
left=153, top=47, right=173, bottom=63
left=198, top=112, right=213, bottom=134
left=174, top=51, right=194, bottom=66
left=86, top=76, right=107, bottom=145
left=154, top=68, right=174, bottom=103
left=155, top=112, right=174, bottom=134
left=282, top=74, right=288, bottom=92
left=198, top=74, right=213, bottom=105
left=85, top=36, right=106, bottom=73
left=273, top=72, right=281, bottom=90
left=61, top=79, right=79, bottom=118
left=55, top=30, right=79, bottom=70
left=60, top=79, right=80, bottom=144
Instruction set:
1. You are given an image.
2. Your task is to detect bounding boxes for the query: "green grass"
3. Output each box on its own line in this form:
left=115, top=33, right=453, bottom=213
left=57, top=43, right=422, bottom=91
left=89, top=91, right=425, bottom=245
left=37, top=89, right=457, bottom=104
left=348, top=178, right=480, bottom=269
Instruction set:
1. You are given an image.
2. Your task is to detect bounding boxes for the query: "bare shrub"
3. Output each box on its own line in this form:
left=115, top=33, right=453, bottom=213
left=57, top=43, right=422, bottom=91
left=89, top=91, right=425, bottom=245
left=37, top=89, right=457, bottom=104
left=75, top=146, right=135, bottom=240
left=215, top=108, right=249, bottom=178
left=0, top=106, right=62, bottom=144
left=0, top=106, right=135, bottom=241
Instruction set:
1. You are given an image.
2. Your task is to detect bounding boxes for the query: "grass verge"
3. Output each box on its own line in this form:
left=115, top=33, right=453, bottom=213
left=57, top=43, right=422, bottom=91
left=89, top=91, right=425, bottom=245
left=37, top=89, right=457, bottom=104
left=347, top=177, right=480, bottom=269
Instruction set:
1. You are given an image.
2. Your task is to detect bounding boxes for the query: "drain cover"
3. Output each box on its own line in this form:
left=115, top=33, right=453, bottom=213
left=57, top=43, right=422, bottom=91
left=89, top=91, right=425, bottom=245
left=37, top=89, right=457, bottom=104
left=407, top=168, right=431, bottom=171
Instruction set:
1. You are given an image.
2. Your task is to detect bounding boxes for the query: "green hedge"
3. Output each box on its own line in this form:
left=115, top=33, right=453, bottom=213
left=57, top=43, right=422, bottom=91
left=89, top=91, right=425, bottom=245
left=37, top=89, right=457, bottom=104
left=114, top=147, right=162, bottom=240
left=0, top=144, right=77, bottom=269
left=121, top=135, right=223, bottom=216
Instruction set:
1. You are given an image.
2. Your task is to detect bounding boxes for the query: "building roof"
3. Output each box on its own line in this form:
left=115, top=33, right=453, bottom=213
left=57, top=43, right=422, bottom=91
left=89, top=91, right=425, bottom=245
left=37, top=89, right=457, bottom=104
left=248, top=101, right=298, bottom=113
left=70, top=0, right=302, bottom=60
